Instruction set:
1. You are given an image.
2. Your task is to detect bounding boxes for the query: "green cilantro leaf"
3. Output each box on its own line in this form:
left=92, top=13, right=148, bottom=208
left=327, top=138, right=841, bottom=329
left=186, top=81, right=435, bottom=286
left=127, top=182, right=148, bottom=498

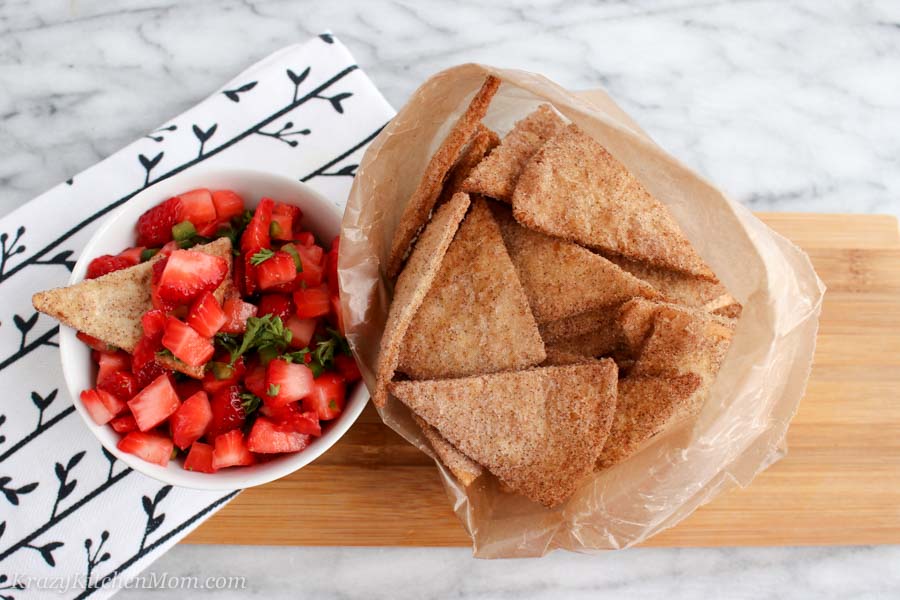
left=282, top=244, right=304, bottom=272
left=240, top=392, right=261, bottom=415
left=267, top=383, right=280, bottom=397
left=250, top=248, right=275, bottom=266
left=217, top=314, right=292, bottom=366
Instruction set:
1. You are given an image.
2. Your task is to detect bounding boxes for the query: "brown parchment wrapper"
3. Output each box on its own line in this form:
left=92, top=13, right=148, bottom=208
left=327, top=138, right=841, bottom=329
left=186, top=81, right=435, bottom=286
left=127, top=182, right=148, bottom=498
left=338, top=64, right=825, bottom=557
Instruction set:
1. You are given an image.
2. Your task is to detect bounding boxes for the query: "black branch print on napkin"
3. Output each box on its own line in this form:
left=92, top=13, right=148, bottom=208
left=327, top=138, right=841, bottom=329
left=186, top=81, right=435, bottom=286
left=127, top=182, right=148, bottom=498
left=145, top=124, right=177, bottom=143
left=0, top=227, right=25, bottom=279
left=138, top=152, right=164, bottom=187
left=0, top=476, right=38, bottom=506
left=223, top=81, right=257, bottom=103
left=32, top=249, right=77, bottom=272
left=319, top=33, right=334, bottom=44
left=51, top=450, right=86, bottom=519
left=84, top=531, right=111, bottom=589
left=315, top=91, right=353, bottom=114
left=287, top=67, right=310, bottom=102
left=0, top=574, right=26, bottom=600
left=192, top=123, right=218, bottom=157
left=24, top=540, right=64, bottom=567
left=0, top=416, right=6, bottom=446
left=257, top=121, right=311, bottom=147
left=101, top=446, right=118, bottom=481
left=31, top=388, right=58, bottom=429
left=140, top=485, right=172, bottom=551
left=13, top=313, right=38, bottom=352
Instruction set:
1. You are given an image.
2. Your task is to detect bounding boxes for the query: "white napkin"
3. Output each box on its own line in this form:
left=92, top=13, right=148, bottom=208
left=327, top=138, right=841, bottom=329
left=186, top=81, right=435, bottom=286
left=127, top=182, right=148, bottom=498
left=0, top=34, right=394, bottom=599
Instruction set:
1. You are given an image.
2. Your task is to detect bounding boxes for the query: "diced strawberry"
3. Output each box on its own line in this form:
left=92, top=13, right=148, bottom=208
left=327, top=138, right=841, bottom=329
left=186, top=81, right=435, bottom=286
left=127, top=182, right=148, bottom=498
left=211, top=190, right=245, bottom=222
left=150, top=257, right=174, bottom=311
left=196, top=221, right=220, bottom=237
left=240, top=198, right=274, bottom=255
left=232, top=256, right=246, bottom=296
left=187, top=291, right=227, bottom=337
left=330, top=292, right=345, bottom=335
left=97, top=388, right=127, bottom=416
left=334, top=354, right=361, bottom=382
left=118, top=432, right=174, bottom=467
left=256, top=251, right=297, bottom=291
left=141, top=309, right=168, bottom=341
left=161, top=317, right=215, bottom=367
left=277, top=410, right=322, bottom=437
left=302, top=372, right=346, bottom=420
left=293, top=286, right=331, bottom=319
left=257, top=294, right=294, bottom=321
left=212, top=429, right=255, bottom=469
left=97, top=351, right=130, bottom=385
left=81, top=389, right=115, bottom=425
left=156, top=249, right=228, bottom=305
left=284, top=242, right=325, bottom=287
left=98, top=371, right=139, bottom=402
left=295, top=231, right=315, bottom=247
left=77, top=331, right=114, bottom=352
left=325, top=236, right=340, bottom=284
left=177, top=189, right=216, bottom=226
left=158, top=240, right=179, bottom=257
left=183, top=441, right=217, bottom=473
left=247, top=417, right=310, bottom=454
left=127, top=373, right=181, bottom=431
left=242, top=253, right=258, bottom=296
left=220, top=295, right=257, bottom=334
left=132, top=337, right=168, bottom=388
left=118, top=246, right=145, bottom=266
left=86, top=254, right=131, bottom=279
left=270, top=203, right=302, bottom=241
left=110, top=414, right=138, bottom=433
left=202, top=358, right=246, bottom=394
left=206, top=386, right=246, bottom=440
left=285, top=316, right=316, bottom=349
left=175, top=378, right=204, bottom=400
left=170, top=391, right=212, bottom=450
left=244, top=364, right=267, bottom=398
left=265, top=359, right=314, bottom=407
left=137, top=197, right=182, bottom=247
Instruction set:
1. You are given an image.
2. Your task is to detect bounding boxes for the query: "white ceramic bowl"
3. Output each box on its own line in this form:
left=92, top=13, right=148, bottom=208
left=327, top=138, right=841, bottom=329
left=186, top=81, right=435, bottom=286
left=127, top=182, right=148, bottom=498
left=60, top=168, right=369, bottom=490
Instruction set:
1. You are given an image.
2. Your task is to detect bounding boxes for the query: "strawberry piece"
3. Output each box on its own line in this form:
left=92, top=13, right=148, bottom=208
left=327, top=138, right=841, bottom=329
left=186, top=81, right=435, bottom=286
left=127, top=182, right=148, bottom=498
left=137, top=197, right=182, bottom=247
left=265, top=359, right=314, bottom=407
left=174, top=378, right=204, bottom=400
left=132, top=337, right=169, bottom=388
left=81, top=389, right=116, bottom=425
left=202, top=357, right=246, bottom=394
left=334, top=354, right=362, bottom=382
left=177, top=189, right=217, bottom=226
left=110, top=414, right=138, bottom=433
left=118, top=432, right=174, bottom=467
left=293, top=286, right=331, bottom=319
left=170, top=390, right=212, bottom=450
left=256, top=251, right=296, bottom=291
left=247, top=417, right=310, bottom=454
left=244, top=364, right=267, bottom=399
left=127, top=373, right=180, bottom=431
left=158, top=240, right=179, bottom=257
left=183, top=441, right=217, bottom=473
left=276, top=409, right=322, bottom=437
left=188, top=291, right=227, bottom=338
left=283, top=242, right=324, bottom=287
left=196, top=221, right=221, bottom=237
left=231, top=255, right=246, bottom=297
left=161, top=317, right=215, bottom=367
left=211, top=190, right=245, bottom=222
left=257, top=294, right=294, bottom=321
left=206, top=386, right=246, bottom=440
left=285, top=316, right=316, bottom=349
left=86, top=254, right=131, bottom=279
left=155, top=249, right=228, bottom=305
left=270, top=202, right=302, bottom=241
left=302, top=372, right=346, bottom=420
left=98, top=371, right=139, bottom=402
left=118, top=246, right=145, bottom=266
left=325, top=236, right=340, bottom=284
left=330, top=292, right=345, bottom=335
left=220, top=295, right=257, bottom=334
left=212, top=429, right=255, bottom=469
left=295, top=231, right=315, bottom=247
left=240, top=198, right=274, bottom=255
left=141, top=309, right=168, bottom=341
left=97, top=351, right=130, bottom=385
left=97, top=388, right=127, bottom=416
left=77, top=331, right=114, bottom=352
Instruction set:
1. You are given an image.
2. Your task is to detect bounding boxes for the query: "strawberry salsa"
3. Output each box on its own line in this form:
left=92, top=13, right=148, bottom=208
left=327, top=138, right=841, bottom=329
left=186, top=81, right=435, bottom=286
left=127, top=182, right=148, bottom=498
left=77, top=188, right=361, bottom=472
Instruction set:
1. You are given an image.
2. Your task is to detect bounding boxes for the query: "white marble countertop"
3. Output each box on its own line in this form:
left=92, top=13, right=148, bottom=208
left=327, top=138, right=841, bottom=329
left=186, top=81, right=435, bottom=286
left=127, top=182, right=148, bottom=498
left=3, top=0, right=899, bottom=598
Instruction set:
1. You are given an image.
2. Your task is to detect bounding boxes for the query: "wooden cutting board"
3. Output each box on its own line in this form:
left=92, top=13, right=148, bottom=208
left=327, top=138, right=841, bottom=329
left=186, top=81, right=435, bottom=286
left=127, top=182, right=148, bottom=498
left=184, top=212, right=900, bottom=548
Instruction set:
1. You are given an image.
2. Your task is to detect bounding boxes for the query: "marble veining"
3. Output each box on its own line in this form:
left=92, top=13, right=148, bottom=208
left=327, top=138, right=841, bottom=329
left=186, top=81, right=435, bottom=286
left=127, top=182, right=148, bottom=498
left=2, top=0, right=899, bottom=598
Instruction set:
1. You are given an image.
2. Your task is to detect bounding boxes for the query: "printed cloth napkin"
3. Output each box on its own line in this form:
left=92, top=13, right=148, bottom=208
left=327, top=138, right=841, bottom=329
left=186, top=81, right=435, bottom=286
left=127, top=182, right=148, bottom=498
left=0, top=34, right=394, bottom=599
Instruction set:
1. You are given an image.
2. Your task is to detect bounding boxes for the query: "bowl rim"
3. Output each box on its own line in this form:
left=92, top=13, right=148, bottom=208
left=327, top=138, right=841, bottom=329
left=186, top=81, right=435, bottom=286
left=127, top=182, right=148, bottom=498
left=60, top=166, right=369, bottom=490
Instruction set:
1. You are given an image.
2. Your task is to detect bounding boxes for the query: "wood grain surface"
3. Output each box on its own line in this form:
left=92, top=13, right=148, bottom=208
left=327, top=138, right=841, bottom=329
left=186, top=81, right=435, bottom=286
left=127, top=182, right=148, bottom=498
left=184, top=213, right=900, bottom=548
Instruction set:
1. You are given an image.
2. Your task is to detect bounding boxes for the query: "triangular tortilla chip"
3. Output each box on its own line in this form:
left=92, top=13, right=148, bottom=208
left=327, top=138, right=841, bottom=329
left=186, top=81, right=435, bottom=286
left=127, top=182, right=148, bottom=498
left=491, top=203, right=659, bottom=323
left=390, top=360, right=619, bottom=507
left=398, top=198, right=546, bottom=379
left=413, top=414, right=483, bottom=487
left=596, top=373, right=703, bottom=469
left=373, top=192, right=471, bottom=407
left=461, top=104, right=565, bottom=202
left=542, top=347, right=597, bottom=366
left=512, top=124, right=716, bottom=280
left=387, top=76, right=500, bottom=278
left=539, top=307, right=613, bottom=344
left=436, top=124, right=499, bottom=207
left=545, top=327, right=620, bottom=361
left=608, top=255, right=742, bottom=319
left=33, top=238, right=233, bottom=355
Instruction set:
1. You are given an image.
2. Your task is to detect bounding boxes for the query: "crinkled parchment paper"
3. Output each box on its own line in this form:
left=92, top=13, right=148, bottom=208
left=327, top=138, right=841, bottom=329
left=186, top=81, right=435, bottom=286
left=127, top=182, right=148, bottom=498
left=338, top=64, right=825, bottom=557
